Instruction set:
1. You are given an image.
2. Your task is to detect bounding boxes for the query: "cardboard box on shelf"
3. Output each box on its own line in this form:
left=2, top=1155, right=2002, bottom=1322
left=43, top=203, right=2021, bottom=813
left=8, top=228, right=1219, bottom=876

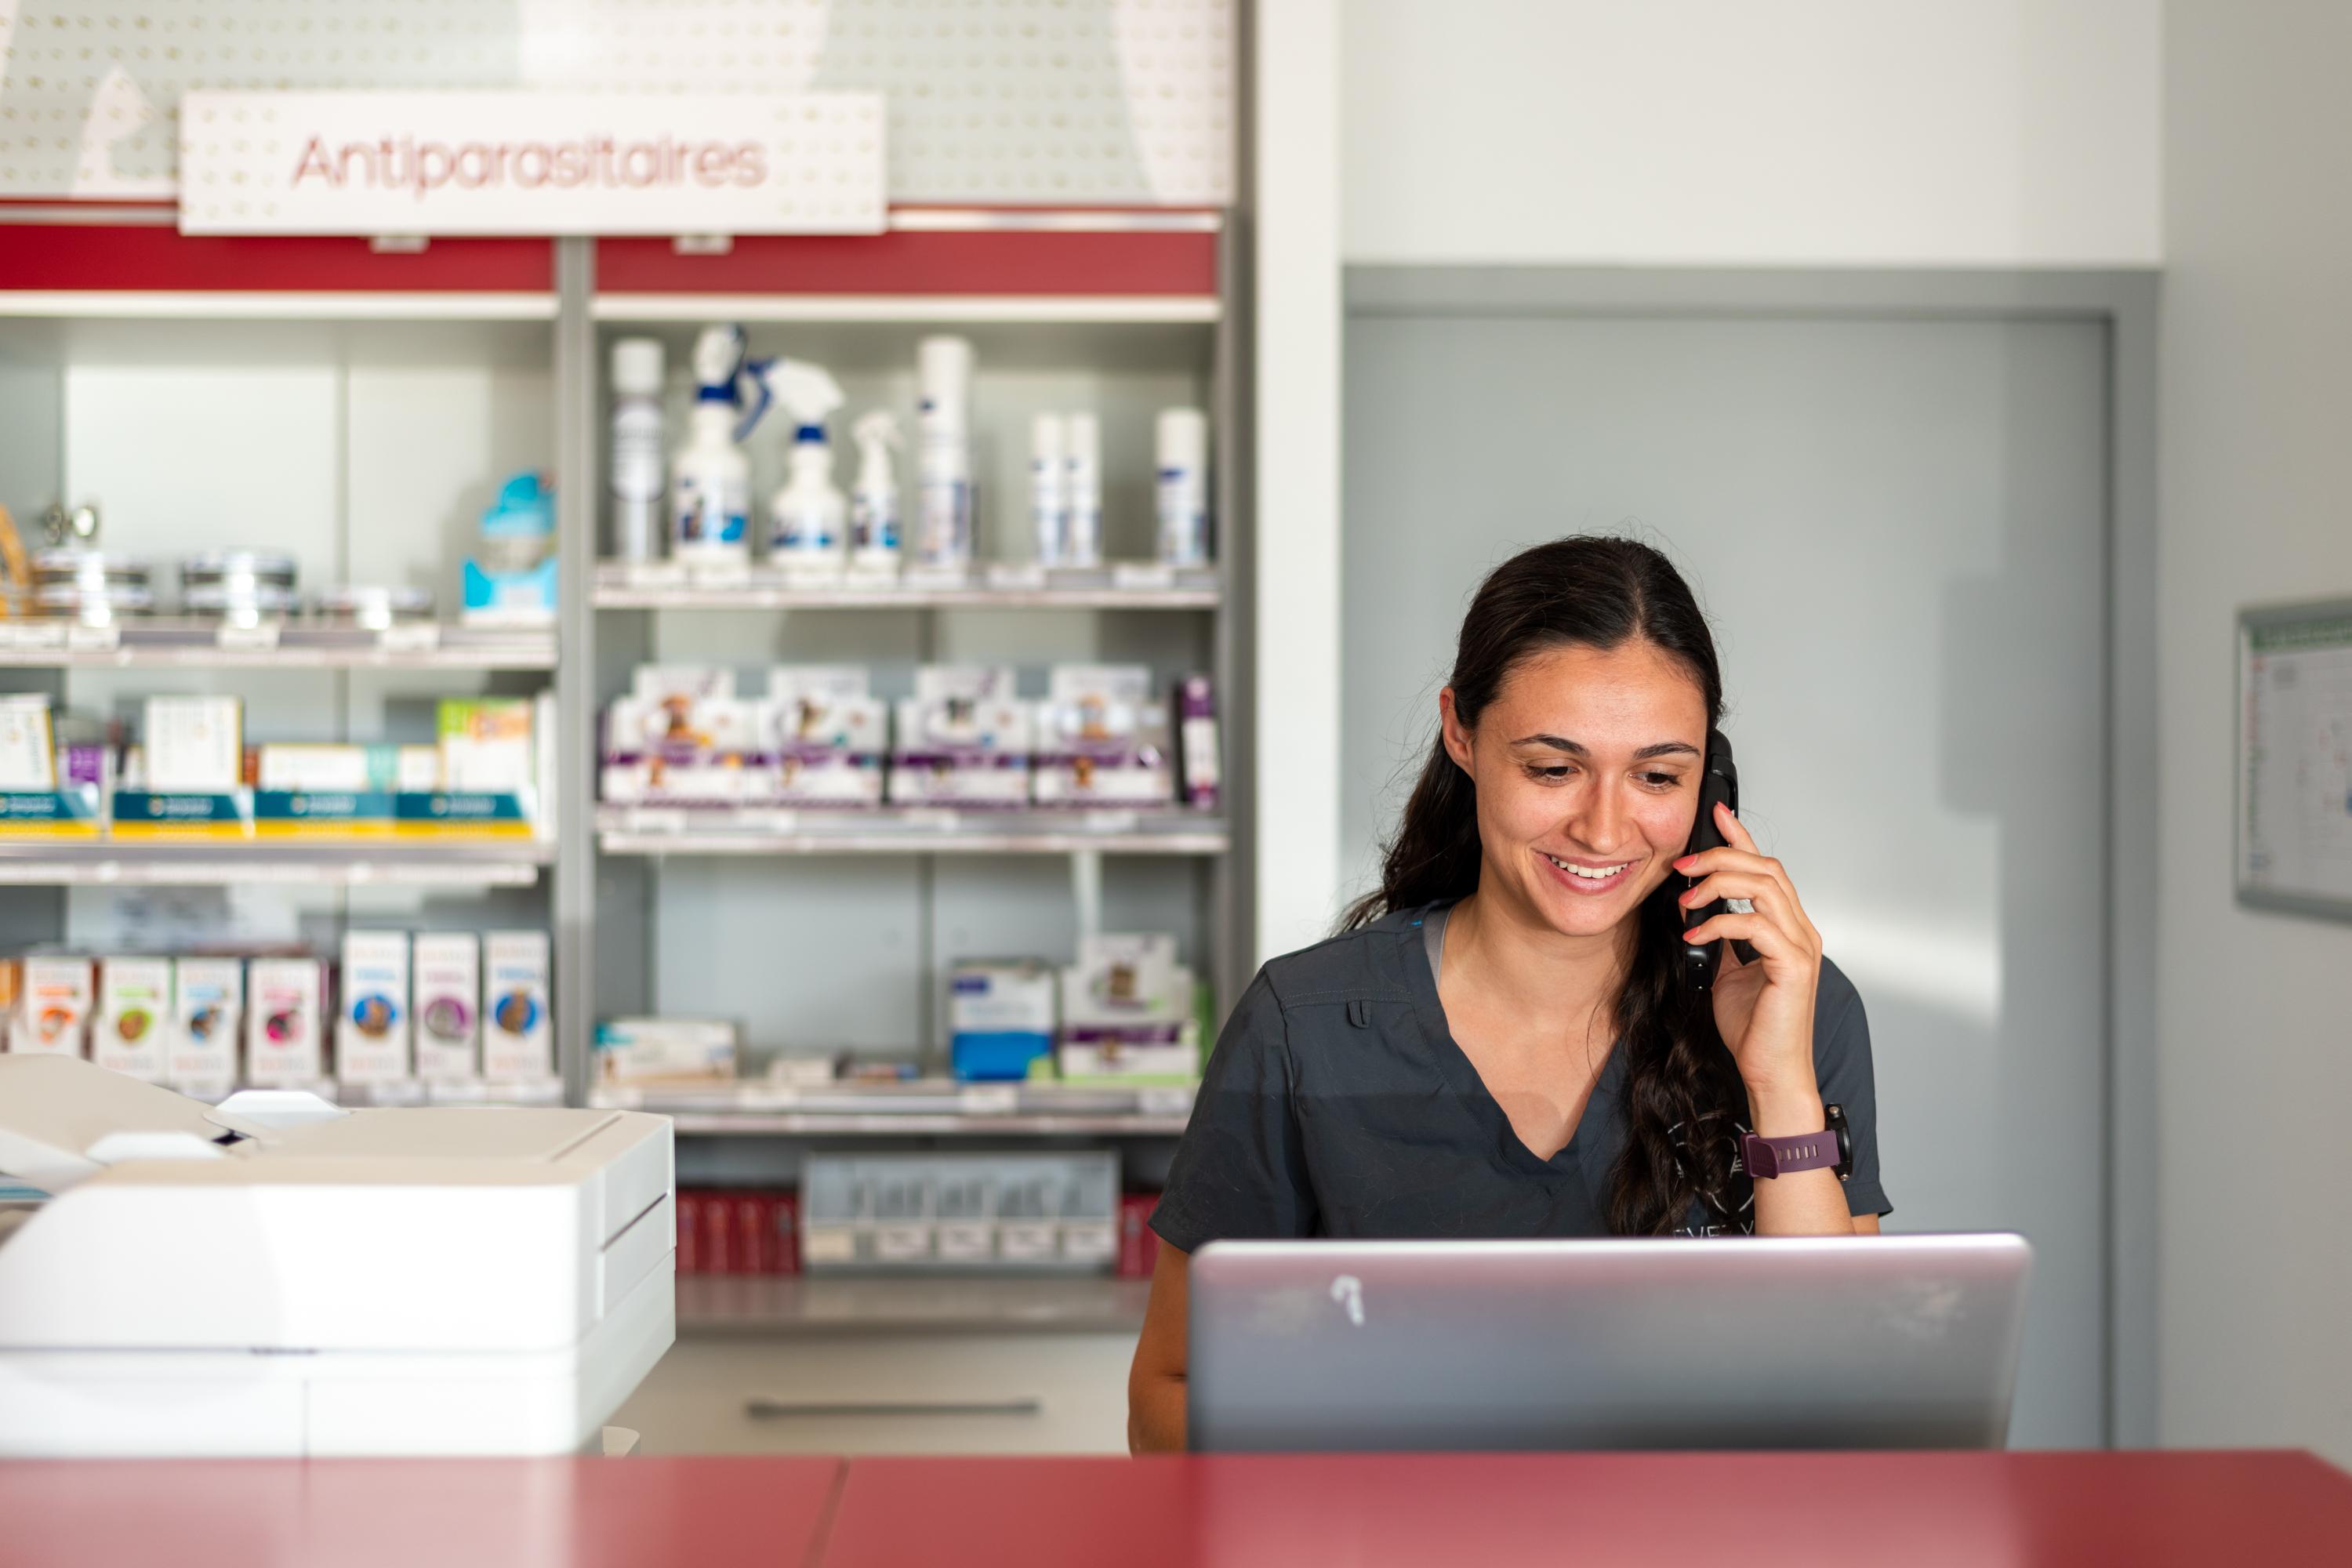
left=437, top=699, right=535, bottom=793
left=482, top=931, right=551, bottom=1081
left=592, top=1017, right=738, bottom=1084
left=949, top=960, right=1058, bottom=1082
left=168, top=957, right=244, bottom=1096
left=336, top=932, right=412, bottom=1086
left=143, top=697, right=243, bottom=793
left=93, top=956, right=172, bottom=1083
left=245, top=957, right=325, bottom=1087
left=9, top=956, right=92, bottom=1058
left=412, top=933, right=481, bottom=1083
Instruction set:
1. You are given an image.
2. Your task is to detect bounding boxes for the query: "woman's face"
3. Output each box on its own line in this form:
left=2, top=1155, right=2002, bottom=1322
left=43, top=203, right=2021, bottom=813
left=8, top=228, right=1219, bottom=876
left=1441, top=639, right=1711, bottom=942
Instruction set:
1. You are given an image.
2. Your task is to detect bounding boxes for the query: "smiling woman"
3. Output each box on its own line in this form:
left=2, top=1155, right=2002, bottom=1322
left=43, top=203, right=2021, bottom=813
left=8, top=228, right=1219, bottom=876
left=1126, top=535, right=1890, bottom=1453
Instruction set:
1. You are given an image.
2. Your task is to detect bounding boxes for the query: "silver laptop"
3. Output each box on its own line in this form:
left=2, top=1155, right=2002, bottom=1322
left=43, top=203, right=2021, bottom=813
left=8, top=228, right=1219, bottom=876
left=1189, top=1233, right=2031, bottom=1452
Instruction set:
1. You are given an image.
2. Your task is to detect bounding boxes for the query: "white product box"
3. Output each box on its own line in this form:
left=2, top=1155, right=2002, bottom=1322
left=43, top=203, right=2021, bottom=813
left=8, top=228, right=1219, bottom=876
left=336, top=931, right=412, bottom=1085
left=913, top=665, right=1018, bottom=703
left=592, top=1017, right=738, bottom=1084
left=1062, top=933, right=1181, bottom=1025
left=8, top=956, right=92, bottom=1057
left=412, top=933, right=481, bottom=1082
left=256, top=743, right=411, bottom=793
left=168, top=957, right=245, bottom=1095
left=245, top=957, right=325, bottom=1087
left=887, top=696, right=1034, bottom=807
left=437, top=699, right=536, bottom=793
left=93, top=956, right=174, bottom=1083
left=482, top=930, right=552, bottom=1081
left=0, top=696, right=56, bottom=790
left=950, top=961, right=1059, bottom=1037
left=143, top=696, right=243, bottom=792
left=397, top=745, right=443, bottom=792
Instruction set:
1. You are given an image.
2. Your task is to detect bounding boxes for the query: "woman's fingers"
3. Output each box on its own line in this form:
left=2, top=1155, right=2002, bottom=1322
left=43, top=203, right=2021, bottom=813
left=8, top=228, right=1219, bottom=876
left=1680, top=908, right=1792, bottom=957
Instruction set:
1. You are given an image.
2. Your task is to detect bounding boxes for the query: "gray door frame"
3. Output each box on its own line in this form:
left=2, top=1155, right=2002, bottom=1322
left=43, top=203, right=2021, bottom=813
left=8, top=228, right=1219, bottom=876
left=1344, top=264, right=2161, bottom=1449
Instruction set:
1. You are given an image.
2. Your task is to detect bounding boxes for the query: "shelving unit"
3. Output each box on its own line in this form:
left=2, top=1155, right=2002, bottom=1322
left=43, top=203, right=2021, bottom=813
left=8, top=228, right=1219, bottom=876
left=593, top=1079, right=1194, bottom=1138
left=0, top=620, right=556, bottom=670
left=2, top=206, right=1249, bottom=1167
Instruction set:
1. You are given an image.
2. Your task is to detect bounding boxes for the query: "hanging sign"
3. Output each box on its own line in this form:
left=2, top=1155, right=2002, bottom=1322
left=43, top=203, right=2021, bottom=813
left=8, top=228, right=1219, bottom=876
left=176, top=92, right=887, bottom=237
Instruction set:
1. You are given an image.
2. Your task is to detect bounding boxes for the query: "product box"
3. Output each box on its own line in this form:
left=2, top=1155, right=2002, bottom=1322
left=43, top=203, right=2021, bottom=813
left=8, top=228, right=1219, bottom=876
left=1032, top=664, right=1174, bottom=808
left=8, top=955, right=92, bottom=1057
left=482, top=930, right=552, bottom=1081
left=336, top=931, right=412, bottom=1085
left=0, top=696, right=56, bottom=790
left=256, top=743, right=416, bottom=793
left=949, top=960, right=1058, bottom=1081
left=1057, top=934, right=1200, bottom=1083
left=757, top=668, right=888, bottom=807
left=412, top=933, right=481, bottom=1082
left=592, top=1016, right=738, bottom=1084
left=93, top=956, right=173, bottom=1082
left=887, top=695, right=1034, bottom=807
left=245, top=957, right=325, bottom=1087
left=167, top=956, right=244, bottom=1095
left=1117, top=1192, right=1164, bottom=1280
left=1177, top=674, right=1221, bottom=810
left=602, top=688, right=760, bottom=805
left=143, top=696, right=243, bottom=792
left=437, top=699, right=536, bottom=793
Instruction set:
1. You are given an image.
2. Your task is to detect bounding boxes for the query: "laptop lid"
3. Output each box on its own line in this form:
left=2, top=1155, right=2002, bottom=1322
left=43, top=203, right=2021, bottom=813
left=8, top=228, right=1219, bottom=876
left=1188, top=1234, right=2031, bottom=1452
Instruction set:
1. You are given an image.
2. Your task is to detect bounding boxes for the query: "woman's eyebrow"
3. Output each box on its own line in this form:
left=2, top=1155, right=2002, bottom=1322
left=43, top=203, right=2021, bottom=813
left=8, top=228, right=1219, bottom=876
left=1509, top=734, right=1701, bottom=760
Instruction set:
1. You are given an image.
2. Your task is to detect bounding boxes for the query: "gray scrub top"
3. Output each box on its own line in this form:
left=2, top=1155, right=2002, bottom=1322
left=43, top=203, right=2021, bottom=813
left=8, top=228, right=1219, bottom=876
left=1151, top=902, right=1889, bottom=1245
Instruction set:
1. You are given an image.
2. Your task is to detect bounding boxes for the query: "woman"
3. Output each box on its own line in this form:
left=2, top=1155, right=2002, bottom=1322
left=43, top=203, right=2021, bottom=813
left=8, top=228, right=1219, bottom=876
left=1127, top=535, right=1889, bottom=1452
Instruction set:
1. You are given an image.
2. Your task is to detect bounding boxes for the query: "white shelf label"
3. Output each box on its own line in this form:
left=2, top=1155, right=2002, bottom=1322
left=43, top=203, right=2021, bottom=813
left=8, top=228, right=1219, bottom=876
left=875, top=1223, right=935, bottom=1261
left=1082, top=809, right=1141, bottom=834
left=624, top=808, right=691, bottom=835
left=0, top=622, right=67, bottom=651
left=1111, top=562, right=1178, bottom=591
left=999, top=1221, right=1059, bottom=1262
left=216, top=622, right=282, bottom=652
left=902, top=566, right=972, bottom=593
left=64, top=624, right=120, bottom=652
left=900, top=808, right=962, bottom=831
left=985, top=563, right=1049, bottom=591
left=1138, top=1086, right=1196, bottom=1118
left=1061, top=1221, right=1120, bottom=1263
left=376, top=624, right=441, bottom=655
left=733, top=808, right=800, bottom=835
left=938, top=1222, right=995, bottom=1262
left=956, top=1085, right=1020, bottom=1116
left=626, top=561, right=688, bottom=590
left=688, top=564, right=752, bottom=591
left=802, top=1226, right=858, bottom=1266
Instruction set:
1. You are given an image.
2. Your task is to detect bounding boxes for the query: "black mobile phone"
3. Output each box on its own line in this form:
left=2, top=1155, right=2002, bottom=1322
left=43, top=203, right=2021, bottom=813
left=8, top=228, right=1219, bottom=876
left=1680, top=729, right=1757, bottom=993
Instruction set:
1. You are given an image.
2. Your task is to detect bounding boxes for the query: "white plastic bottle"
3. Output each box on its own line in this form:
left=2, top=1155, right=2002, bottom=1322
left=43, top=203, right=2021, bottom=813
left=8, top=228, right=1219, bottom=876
left=850, top=411, right=903, bottom=577
left=1030, top=412, right=1069, bottom=568
left=1064, top=411, right=1102, bottom=569
left=670, top=325, right=756, bottom=567
left=1156, top=408, right=1210, bottom=568
left=771, top=423, right=848, bottom=574
left=760, top=358, right=848, bottom=575
left=609, top=337, right=666, bottom=562
left=916, top=336, right=975, bottom=571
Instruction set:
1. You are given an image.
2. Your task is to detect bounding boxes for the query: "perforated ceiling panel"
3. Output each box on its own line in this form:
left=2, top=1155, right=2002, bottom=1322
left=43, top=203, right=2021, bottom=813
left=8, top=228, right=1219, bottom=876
left=0, top=0, right=1232, bottom=205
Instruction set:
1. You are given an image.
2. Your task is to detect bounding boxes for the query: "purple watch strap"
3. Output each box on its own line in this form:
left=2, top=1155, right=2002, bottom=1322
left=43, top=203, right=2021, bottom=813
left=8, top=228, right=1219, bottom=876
left=1742, top=1127, right=1841, bottom=1180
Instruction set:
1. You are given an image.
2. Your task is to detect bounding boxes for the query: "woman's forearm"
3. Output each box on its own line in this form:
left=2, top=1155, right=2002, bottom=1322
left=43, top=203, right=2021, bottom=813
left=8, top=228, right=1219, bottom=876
left=1748, top=1085, right=1859, bottom=1236
left=1127, top=1371, right=1188, bottom=1453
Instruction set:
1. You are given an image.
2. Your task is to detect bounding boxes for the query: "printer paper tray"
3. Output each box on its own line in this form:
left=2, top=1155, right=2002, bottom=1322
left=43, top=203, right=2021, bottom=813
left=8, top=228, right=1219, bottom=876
left=0, top=1257, right=674, bottom=1458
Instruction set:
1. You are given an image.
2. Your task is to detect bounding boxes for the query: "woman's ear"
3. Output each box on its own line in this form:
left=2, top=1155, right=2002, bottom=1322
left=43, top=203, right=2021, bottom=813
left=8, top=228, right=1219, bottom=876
left=1439, top=688, right=1474, bottom=775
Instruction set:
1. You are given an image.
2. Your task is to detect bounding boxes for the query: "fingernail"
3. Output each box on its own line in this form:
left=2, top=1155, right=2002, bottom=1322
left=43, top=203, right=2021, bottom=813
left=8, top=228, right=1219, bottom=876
left=1672, top=855, right=1694, bottom=871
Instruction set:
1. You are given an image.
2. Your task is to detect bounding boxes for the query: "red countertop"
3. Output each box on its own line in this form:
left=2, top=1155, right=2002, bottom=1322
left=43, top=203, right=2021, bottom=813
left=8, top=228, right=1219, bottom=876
left=2, top=1450, right=2347, bottom=1568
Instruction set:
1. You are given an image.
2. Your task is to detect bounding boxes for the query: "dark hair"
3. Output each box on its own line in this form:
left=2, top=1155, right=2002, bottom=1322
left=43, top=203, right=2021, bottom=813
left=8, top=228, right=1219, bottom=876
left=1341, top=535, right=1748, bottom=1235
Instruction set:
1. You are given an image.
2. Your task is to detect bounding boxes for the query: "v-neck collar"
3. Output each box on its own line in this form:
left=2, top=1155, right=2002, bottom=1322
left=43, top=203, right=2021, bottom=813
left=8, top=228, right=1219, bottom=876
left=1403, top=899, right=1627, bottom=1182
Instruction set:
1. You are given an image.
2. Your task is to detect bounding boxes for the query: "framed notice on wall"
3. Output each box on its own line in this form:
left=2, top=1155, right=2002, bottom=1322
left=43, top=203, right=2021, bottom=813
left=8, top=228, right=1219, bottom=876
left=2238, top=598, right=2352, bottom=920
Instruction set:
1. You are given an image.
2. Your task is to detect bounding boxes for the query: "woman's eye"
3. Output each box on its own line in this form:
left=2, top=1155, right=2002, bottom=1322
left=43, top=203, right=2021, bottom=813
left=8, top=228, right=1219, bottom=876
left=1529, top=765, right=1573, bottom=782
left=1639, top=772, right=1682, bottom=789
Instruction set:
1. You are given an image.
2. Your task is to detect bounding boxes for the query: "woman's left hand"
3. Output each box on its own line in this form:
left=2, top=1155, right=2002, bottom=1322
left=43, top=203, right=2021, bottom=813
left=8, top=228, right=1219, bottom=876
left=1675, top=801, right=1823, bottom=1106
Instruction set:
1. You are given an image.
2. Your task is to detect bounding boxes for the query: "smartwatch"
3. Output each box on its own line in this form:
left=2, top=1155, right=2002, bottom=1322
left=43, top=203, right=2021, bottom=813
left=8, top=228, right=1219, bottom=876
left=1742, top=1102, right=1853, bottom=1181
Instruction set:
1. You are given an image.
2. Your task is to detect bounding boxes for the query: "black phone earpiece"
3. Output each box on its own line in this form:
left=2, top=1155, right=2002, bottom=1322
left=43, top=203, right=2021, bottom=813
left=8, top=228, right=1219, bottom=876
left=1680, top=728, right=1752, bottom=993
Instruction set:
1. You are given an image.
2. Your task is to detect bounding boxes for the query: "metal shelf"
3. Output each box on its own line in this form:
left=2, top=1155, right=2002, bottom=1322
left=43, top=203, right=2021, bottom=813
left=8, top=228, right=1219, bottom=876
left=0, top=619, right=556, bottom=670
left=0, top=838, right=554, bottom=887
left=590, top=293, right=1219, bottom=325
left=594, top=1079, right=1193, bottom=1137
left=675, top=1275, right=1155, bottom=1337
left=593, top=561, right=1220, bottom=611
left=597, top=806, right=1227, bottom=858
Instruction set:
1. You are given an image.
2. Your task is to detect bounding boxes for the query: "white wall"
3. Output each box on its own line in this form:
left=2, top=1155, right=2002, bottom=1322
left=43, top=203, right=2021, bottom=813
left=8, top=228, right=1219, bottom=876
left=1341, top=0, right=2161, bottom=267
left=2157, top=2, right=2352, bottom=1468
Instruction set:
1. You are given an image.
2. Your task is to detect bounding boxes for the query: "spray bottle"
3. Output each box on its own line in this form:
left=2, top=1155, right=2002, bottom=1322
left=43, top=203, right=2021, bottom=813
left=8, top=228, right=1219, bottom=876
left=760, top=359, right=848, bottom=572
left=670, top=325, right=767, bottom=567
left=1064, top=411, right=1102, bottom=569
left=850, top=411, right=904, bottom=576
left=916, top=336, right=975, bottom=570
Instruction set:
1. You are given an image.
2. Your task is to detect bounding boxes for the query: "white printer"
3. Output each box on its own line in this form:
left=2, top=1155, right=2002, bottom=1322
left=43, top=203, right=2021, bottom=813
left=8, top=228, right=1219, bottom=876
left=0, top=1054, right=675, bottom=1457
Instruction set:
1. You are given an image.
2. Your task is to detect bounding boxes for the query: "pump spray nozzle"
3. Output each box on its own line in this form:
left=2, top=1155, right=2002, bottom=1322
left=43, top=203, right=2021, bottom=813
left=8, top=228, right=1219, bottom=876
left=688, top=323, right=775, bottom=445
left=852, top=410, right=902, bottom=468
left=757, top=358, right=847, bottom=437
